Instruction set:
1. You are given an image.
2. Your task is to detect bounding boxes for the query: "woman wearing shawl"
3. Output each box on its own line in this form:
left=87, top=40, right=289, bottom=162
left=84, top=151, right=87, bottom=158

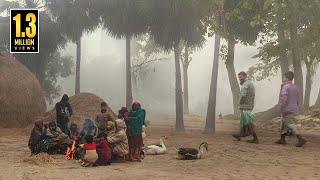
left=128, top=102, right=145, bottom=161
left=108, top=118, right=129, bottom=160
left=28, top=120, right=50, bottom=155
left=46, top=121, right=70, bottom=154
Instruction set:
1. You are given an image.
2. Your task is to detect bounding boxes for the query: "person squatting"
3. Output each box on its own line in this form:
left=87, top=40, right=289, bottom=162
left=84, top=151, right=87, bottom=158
left=28, top=96, right=146, bottom=167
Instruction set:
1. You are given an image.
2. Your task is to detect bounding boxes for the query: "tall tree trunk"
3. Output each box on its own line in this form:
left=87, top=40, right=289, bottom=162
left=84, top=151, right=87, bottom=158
left=315, top=88, right=320, bottom=108
left=75, top=37, right=81, bottom=94
left=304, top=61, right=312, bottom=110
left=225, top=39, right=241, bottom=118
left=126, top=35, right=133, bottom=108
left=183, top=47, right=190, bottom=114
left=204, top=35, right=221, bottom=134
left=174, top=41, right=184, bottom=131
left=289, top=7, right=304, bottom=106
left=277, top=22, right=289, bottom=76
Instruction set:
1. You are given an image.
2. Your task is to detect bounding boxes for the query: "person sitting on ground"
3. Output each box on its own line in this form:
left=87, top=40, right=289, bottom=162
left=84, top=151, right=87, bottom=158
left=95, top=102, right=114, bottom=138
left=69, top=123, right=79, bottom=141
left=128, top=102, right=146, bottom=162
left=79, top=119, right=97, bottom=144
left=46, top=121, right=70, bottom=154
left=79, top=135, right=98, bottom=167
left=107, top=118, right=129, bottom=161
left=119, top=107, right=132, bottom=160
left=96, top=134, right=112, bottom=166
left=28, top=120, right=50, bottom=155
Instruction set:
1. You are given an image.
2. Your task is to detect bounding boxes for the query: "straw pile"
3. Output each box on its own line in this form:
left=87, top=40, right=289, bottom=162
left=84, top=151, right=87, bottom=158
left=42, top=93, right=116, bottom=126
left=20, top=153, right=57, bottom=166
left=257, top=110, right=320, bottom=132
left=0, top=53, right=46, bottom=127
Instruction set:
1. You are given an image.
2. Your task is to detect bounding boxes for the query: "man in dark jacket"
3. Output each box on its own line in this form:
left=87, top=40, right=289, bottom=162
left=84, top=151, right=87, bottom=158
left=232, top=71, right=259, bottom=143
left=55, top=94, right=73, bottom=135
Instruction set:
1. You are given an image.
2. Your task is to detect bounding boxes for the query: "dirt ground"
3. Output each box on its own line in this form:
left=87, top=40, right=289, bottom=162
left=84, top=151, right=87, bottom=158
left=0, top=118, right=320, bottom=180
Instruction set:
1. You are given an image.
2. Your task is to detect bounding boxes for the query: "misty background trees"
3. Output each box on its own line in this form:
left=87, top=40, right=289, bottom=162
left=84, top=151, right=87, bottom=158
left=1, top=0, right=320, bottom=133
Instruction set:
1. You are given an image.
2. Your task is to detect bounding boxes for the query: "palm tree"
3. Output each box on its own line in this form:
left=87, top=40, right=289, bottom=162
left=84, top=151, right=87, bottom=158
left=96, top=0, right=148, bottom=108
left=47, top=0, right=100, bottom=94
left=145, top=0, right=210, bottom=131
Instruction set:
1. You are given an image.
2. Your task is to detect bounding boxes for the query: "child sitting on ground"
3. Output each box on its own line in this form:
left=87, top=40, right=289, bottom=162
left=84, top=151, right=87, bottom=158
left=79, top=135, right=98, bottom=167
left=96, top=134, right=112, bottom=166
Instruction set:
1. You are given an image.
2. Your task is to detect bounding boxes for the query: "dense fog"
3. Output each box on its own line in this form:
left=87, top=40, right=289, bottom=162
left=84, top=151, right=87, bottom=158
left=55, top=28, right=320, bottom=116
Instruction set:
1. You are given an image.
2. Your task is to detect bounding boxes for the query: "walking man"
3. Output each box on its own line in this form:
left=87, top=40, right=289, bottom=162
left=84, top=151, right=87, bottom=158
left=232, top=71, right=259, bottom=143
left=276, top=71, right=306, bottom=147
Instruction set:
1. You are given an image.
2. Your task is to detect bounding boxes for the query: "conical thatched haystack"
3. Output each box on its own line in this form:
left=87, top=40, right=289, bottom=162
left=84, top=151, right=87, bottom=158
left=42, top=93, right=116, bottom=126
left=0, top=53, right=46, bottom=127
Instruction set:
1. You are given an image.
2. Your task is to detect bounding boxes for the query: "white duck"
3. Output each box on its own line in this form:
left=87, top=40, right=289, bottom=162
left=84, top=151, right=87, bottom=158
left=142, top=136, right=167, bottom=155
left=176, top=142, right=208, bottom=160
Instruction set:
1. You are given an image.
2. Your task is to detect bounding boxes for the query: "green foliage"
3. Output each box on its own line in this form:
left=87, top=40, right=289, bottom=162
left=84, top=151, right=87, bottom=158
left=222, top=0, right=267, bottom=45
left=249, top=0, right=320, bottom=82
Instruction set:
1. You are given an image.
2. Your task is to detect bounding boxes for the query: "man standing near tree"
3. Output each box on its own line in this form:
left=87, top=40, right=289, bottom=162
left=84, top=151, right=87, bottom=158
left=232, top=71, right=259, bottom=144
left=276, top=71, right=307, bottom=147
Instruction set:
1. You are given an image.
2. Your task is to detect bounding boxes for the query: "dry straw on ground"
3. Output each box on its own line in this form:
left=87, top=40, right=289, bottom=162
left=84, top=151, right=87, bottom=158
left=20, top=153, right=57, bottom=166
left=257, top=109, right=320, bottom=132
left=0, top=53, right=46, bottom=128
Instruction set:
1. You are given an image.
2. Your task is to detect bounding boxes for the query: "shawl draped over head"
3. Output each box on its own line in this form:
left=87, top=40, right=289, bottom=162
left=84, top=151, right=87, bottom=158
left=129, top=104, right=145, bottom=136
left=28, top=120, right=51, bottom=154
left=62, top=94, right=69, bottom=102
left=70, top=123, right=79, bottom=138
left=115, top=119, right=126, bottom=131
left=79, top=119, right=97, bottom=141
left=28, top=120, right=44, bottom=149
left=119, top=107, right=129, bottom=120
left=132, top=102, right=141, bottom=110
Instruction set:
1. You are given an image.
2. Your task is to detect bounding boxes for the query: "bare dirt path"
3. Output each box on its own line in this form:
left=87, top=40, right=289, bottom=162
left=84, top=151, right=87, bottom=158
left=0, top=119, right=320, bottom=180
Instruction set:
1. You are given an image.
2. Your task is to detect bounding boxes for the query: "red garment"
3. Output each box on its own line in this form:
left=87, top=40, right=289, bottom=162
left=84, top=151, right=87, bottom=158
left=84, top=143, right=96, bottom=150
left=96, top=139, right=112, bottom=165
left=129, top=135, right=143, bottom=149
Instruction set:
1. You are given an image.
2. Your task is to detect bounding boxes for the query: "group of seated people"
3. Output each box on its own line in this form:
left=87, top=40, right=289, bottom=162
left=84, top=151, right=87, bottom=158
left=28, top=94, right=146, bottom=167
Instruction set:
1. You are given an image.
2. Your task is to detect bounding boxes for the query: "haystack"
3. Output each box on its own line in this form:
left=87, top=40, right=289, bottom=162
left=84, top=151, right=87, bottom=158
left=257, top=110, right=320, bottom=132
left=0, top=53, right=46, bottom=127
left=42, top=93, right=116, bottom=126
